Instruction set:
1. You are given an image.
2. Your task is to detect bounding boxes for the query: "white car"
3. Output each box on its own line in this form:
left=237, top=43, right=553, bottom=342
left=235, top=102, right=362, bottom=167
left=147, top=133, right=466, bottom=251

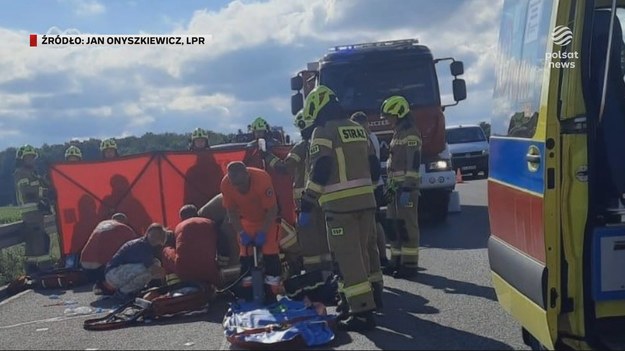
left=445, top=124, right=489, bottom=177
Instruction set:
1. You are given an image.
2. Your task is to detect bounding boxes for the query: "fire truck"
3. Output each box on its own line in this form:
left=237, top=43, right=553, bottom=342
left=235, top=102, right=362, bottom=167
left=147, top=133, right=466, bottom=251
left=289, top=38, right=467, bottom=221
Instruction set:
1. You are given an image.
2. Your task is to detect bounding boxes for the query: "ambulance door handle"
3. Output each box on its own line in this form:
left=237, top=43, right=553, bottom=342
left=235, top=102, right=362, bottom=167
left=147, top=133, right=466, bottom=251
left=525, top=154, right=541, bottom=163
left=526, top=145, right=541, bottom=163
left=525, top=145, right=541, bottom=172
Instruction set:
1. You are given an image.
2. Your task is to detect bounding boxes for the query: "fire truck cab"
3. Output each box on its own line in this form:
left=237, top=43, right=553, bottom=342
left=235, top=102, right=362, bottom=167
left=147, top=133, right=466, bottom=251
left=290, top=38, right=467, bottom=221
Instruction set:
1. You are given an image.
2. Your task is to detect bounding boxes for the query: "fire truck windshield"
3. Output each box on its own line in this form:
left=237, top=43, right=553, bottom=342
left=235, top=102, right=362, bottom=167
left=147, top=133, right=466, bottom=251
left=319, top=57, right=439, bottom=111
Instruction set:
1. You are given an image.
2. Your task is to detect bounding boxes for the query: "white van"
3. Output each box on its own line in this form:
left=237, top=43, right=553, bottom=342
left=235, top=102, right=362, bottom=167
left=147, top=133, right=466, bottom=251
left=445, top=124, right=489, bottom=177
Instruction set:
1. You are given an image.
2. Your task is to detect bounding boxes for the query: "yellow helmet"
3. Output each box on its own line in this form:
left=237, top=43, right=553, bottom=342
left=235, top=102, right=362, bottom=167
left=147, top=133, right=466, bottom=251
left=381, top=96, right=410, bottom=118
left=293, top=109, right=313, bottom=131
left=303, top=85, right=337, bottom=124
left=65, top=145, right=82, bottom=159
left=16, top=144, right=38, bottom=160
left=100, top=138, right=117, bottom=151
left=191, top=127, right=208, bottom=141
left=251, top=117, right=270, bottom=132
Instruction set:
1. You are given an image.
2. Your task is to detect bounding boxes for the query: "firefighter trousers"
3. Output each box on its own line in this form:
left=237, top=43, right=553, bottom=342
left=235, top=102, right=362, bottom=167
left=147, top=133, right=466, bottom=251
left=298, top=206, right=332, bottom=273
left=22, top=207, right=52, bottom=273
left=325, top=209, right=380, bottom=314
left=277, top=219, right=303, bottom=277
left=386, top=190, right=420, bottom=268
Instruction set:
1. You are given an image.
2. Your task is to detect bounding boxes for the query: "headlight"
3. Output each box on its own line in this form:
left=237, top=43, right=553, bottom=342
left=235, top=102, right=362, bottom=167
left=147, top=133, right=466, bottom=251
left=429, top=160, right=449, bottom=170
left=482, top=149, right=489, bottom=155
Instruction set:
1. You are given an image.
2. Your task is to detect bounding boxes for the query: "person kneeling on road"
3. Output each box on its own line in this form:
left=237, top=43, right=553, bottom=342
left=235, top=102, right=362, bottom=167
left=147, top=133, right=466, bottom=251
left=220, top=162, right=283, bottom=301
left=80, top=213, right=139, bottom=295
left=161, top=204, right=221, bottom=287
left=103, top=223, right=167, bottom=301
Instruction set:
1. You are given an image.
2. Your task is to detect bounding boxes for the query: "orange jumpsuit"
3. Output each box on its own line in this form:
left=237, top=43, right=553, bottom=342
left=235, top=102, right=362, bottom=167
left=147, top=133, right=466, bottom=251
left=220, top=167, right=280, bottom=257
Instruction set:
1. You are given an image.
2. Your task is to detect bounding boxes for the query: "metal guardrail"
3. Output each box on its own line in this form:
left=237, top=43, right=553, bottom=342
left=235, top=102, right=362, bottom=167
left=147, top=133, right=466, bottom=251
left=0, top=215, right=57, bottom=251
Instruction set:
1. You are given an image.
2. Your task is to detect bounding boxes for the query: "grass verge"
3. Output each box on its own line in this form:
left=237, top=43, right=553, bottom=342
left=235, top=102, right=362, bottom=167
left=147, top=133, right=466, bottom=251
left=0, top=206, right=61, bottom=286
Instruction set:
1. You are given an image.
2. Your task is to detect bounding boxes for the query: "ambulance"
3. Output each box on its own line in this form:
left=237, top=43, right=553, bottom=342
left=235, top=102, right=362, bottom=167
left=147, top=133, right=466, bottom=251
left=488, top=0, right=625, bottom=349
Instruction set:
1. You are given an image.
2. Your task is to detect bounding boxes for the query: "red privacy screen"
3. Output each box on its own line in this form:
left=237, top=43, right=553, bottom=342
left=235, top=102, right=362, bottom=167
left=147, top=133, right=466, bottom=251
left=49, top=146, right=295, bottom=256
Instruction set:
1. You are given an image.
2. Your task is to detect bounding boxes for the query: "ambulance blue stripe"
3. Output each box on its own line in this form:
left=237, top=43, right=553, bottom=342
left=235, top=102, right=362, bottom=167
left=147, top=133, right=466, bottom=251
left=489, top=137, right=545, bottom=194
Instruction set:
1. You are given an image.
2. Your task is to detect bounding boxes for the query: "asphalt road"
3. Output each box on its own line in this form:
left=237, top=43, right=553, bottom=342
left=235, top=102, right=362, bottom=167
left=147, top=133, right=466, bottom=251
left=0, top=178, right=529, bottom=350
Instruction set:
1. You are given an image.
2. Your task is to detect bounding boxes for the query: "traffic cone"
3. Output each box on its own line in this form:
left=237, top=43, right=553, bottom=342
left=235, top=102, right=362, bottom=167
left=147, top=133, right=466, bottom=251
left=455, top=169, right=464, bottom=184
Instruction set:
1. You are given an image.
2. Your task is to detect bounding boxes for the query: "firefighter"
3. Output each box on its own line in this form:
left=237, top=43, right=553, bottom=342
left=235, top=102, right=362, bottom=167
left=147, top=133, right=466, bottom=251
left=13, top=144, right=54, bottom=274
left=64, top=145, right=83, bottom=162
left=380, top=95, right=422, bottom=279
left=299, top=85, right=382, bottom=331
left=100, top=138, right=119, bottom=159
left=189, top=127, right=211, bottom=151
left=350, top=112, right=389, bottom=268
left=262, top=110, right=333, bottom=277
left=248, top=117, right=281, bottom=149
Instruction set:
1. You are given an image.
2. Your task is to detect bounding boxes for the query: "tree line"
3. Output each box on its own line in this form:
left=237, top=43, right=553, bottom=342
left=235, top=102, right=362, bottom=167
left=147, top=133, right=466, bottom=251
left=0, top=130, right=232, bottom=206
left=0, top=122, right=492, bottom=207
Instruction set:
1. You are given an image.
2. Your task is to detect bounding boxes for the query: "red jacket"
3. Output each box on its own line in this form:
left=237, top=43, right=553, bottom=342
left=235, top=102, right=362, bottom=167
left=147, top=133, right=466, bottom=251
left=162, top=217, right=219, bottom=285
left=80, top=220, right=138, bottom=266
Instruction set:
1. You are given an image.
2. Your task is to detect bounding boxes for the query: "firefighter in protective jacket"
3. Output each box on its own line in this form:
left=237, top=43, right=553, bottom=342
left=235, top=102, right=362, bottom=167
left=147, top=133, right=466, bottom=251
left=299, top=85, right=382, bottom=331
left=100, top=138, right=119, bottom=159
left=263, top=110, right=333, bottom=276
left=247, top=117, right=281, bottom=149
left=381, top=96, right=422, bottom=279
left=64, top=145, right=82, bottom=162
left=13, top=144, right=54, bottom=274
left=189, top=127, right=211, bottom=151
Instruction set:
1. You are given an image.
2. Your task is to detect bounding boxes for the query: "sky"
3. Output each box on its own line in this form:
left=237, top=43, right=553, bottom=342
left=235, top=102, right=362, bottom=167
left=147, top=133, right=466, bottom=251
left=0, top=0, right=503, bottom=150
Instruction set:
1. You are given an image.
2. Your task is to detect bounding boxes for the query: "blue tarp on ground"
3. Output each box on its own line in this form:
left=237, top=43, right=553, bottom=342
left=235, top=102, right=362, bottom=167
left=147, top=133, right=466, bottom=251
left=223, top=297, right=336, bottom=348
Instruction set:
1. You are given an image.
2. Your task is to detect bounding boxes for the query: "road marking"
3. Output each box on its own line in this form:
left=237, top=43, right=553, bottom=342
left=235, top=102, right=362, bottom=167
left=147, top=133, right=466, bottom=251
left=0, top=289, right=31, bottom=306
left=0, top=314, right=90, bottom=330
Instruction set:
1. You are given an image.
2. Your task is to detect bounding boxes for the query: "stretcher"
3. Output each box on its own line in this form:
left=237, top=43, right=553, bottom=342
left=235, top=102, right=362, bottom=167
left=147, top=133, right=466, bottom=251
left=83, top=281, right=214, bottom=331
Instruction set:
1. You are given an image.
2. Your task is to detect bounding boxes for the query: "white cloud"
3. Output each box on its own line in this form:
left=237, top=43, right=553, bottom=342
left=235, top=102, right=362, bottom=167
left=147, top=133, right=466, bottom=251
left=62, top=0, right=106, bottom=16
left=0, top=0, right=502, bottom=150
left=167, top=91, right=235, bottom=112
left=66, top=106, right=113, bottom=118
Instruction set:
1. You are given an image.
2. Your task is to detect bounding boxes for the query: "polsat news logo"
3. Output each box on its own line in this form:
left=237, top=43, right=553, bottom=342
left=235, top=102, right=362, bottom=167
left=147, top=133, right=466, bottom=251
left=552, top=25, right=573, bottom=46
left=547, top=25, right=577, bottom=69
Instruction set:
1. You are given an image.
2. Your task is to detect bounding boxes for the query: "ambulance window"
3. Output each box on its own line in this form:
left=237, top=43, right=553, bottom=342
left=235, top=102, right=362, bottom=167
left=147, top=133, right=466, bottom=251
left=491, top=0, right=553, bottom=138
